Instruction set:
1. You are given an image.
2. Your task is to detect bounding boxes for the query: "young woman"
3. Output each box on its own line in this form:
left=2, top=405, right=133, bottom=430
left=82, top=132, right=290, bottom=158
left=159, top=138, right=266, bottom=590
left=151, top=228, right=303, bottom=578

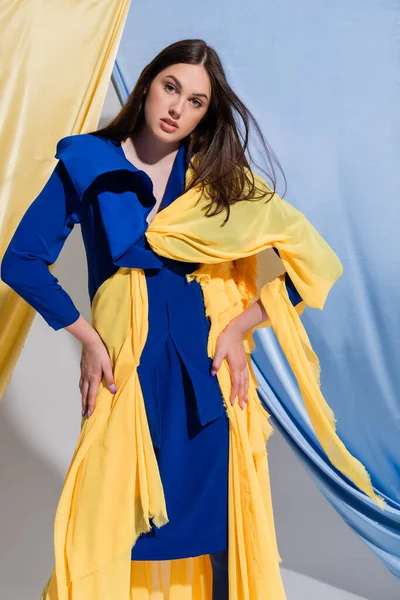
left=1, top=38, right=383, bottom=600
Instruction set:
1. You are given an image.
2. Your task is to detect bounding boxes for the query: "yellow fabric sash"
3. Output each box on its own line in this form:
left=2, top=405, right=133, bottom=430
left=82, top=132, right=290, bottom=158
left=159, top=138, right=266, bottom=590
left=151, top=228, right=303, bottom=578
left=41, top=168, right=386, bottom=600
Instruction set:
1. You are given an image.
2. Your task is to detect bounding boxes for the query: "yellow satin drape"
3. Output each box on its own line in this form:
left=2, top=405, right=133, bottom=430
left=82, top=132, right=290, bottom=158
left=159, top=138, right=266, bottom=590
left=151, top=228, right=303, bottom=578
left=40, top=165, right=386, bottom=600
left=0, top=0, right=131, bottom=398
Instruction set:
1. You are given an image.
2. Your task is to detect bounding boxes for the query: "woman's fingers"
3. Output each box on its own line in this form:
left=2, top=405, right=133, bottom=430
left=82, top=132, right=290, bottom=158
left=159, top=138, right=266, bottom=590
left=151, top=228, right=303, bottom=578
left=211, top=327, right=250, bottom=409
left=79, top=340, right=116, bottom=419
left=239, top=370, right=246, bottom=408
left=81, top=379, right=89, bottom=416
left=86, top=374, right=101, bottom=417
left=229, top=365, right=249, bottom=409
left=81, top=368, right=113, bottom=418
left=211, top=345, right=225, bottom=376
left=102, top=358, right=117, bottom=394
left=237, top=369, right=246, bottom=409
left=229, top=365, right=243, bottom=406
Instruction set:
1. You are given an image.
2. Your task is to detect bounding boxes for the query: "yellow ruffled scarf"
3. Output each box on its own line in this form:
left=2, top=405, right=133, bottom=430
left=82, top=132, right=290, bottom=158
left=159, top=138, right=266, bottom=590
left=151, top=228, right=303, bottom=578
left=41, top=167, right=386, bottom=600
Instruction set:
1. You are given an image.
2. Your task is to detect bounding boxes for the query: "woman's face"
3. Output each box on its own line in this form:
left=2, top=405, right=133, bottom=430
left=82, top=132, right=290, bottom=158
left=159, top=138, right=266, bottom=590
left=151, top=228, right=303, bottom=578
left=143, top=63, right=211, bottom=143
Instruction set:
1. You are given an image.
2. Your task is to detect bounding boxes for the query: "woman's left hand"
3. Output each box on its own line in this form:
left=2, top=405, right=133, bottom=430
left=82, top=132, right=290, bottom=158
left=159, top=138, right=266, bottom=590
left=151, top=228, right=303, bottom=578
left=211, top=323, right=249, bottom=409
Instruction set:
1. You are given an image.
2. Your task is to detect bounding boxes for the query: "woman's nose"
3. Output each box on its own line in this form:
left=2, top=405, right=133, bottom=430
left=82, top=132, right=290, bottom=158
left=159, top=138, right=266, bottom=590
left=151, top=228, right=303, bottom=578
left=169, top=103, right=183, bottom=117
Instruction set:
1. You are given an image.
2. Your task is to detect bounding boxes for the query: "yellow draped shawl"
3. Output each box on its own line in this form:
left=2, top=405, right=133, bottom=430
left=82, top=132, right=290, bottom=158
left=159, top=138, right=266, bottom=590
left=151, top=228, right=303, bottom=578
left=41, top=165, right=386, bottom=600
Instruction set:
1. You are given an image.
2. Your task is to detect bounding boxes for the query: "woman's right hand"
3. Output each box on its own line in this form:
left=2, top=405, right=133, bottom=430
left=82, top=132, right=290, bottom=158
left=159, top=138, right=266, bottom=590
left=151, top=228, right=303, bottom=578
left=79, top=338, right=117, bottom=418
left=64, top=315, right=117, bottom=418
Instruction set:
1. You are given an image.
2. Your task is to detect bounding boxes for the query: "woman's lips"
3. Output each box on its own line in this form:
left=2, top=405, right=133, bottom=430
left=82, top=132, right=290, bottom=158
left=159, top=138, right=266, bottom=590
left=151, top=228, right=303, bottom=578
left=160, top=118, right=178, bottom=132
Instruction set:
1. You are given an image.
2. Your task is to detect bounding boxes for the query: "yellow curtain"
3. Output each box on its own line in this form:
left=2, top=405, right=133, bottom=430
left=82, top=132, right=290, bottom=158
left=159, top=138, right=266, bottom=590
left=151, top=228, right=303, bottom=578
left=0, top=0, right=131, bottom=398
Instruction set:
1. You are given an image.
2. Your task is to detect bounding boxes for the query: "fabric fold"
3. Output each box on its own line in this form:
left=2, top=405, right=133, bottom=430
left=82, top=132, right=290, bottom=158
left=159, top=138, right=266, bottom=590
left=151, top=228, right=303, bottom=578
left=55, top=135, right=157, bottom=267
left=258, top=275, right=386, bottom=509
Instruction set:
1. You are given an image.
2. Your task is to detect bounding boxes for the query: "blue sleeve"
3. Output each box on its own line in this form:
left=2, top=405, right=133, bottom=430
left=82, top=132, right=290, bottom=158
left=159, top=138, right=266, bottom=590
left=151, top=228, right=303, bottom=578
left=272, top=247, right=303, bottom=306
left=1, top=161, right=82, bottom=330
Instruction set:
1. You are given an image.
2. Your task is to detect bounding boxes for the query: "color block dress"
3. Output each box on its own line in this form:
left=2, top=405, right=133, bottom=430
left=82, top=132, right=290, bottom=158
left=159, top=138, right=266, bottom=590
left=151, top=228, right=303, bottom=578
left=0, top=133, right=302, bottom=561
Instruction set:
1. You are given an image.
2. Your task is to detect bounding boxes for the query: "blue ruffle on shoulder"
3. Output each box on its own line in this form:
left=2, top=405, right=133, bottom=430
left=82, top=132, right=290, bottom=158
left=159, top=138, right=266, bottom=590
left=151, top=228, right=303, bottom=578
left=54, top=133, right=168, bottom=270
left=55, top=134, right=302, bottom=306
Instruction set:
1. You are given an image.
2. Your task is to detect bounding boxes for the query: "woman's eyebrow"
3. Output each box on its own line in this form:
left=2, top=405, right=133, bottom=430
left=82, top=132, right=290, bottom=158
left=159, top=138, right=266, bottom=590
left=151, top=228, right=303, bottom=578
left=165, top=74, right=209, bottom=100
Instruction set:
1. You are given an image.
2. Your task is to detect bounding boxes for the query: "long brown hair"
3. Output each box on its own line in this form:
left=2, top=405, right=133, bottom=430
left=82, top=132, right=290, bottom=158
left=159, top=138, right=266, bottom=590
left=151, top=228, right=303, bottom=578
left=90, top=39, right=287, bottom=226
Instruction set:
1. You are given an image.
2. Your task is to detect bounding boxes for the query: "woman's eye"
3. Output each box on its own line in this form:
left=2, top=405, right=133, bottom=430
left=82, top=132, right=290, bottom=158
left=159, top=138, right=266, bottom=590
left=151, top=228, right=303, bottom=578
left=164, top=83, right=202, bottom=108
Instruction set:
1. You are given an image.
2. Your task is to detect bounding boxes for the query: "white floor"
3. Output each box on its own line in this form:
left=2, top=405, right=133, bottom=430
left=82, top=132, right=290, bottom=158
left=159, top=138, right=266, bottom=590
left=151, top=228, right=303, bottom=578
left=282, top=568, right=369, bottom=600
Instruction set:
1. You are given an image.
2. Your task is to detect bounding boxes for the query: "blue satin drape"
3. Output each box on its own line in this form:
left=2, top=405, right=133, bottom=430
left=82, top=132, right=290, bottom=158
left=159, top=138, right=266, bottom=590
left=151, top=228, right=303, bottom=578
left=251, top=335, right=400, bottom=578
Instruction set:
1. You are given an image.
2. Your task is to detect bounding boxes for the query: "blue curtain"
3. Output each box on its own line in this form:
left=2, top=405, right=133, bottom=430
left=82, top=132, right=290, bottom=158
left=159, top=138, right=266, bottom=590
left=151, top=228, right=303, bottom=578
left=111, top=0, right=400, bottom=578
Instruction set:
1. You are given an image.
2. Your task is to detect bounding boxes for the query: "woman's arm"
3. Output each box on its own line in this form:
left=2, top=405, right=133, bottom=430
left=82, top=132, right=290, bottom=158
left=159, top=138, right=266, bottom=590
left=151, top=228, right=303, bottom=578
left=1, top=161, right=82, bottom=330
left=225, top=298, right=269, bottom=335
left=210, top=298, right=268, bottom=410
left=1, top=160, right=117, bottom=416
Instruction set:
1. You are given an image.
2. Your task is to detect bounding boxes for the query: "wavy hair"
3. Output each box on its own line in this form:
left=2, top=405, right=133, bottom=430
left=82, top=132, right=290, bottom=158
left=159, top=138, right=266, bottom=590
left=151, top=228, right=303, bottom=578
left=90, top=38, right=287, bottom=226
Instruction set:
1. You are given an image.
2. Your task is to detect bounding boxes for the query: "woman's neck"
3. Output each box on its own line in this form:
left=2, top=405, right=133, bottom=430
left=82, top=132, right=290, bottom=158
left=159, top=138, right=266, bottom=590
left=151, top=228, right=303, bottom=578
left=124, top=125, right=181, bottom=169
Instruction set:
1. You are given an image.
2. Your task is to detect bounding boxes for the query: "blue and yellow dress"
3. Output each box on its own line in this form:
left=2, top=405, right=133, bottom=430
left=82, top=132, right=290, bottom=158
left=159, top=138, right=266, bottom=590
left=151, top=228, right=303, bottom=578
left=0, top=134, right=302, bottom=561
